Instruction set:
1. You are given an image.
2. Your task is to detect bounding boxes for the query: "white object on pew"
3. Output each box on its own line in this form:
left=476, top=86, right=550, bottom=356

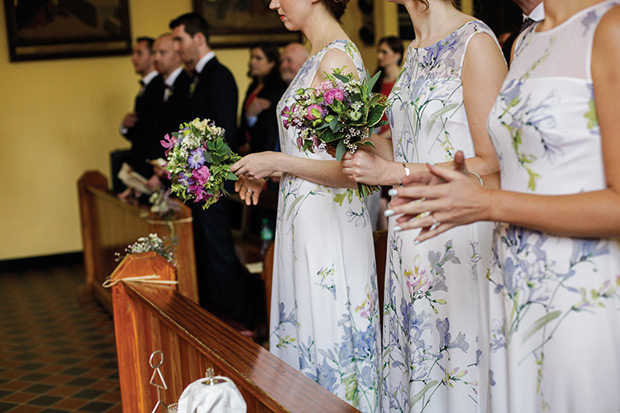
left=177, top=368, right=247, bottom=413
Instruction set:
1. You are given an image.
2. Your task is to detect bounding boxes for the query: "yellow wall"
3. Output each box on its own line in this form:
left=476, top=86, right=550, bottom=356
left=0, top=0, right=393, bottom=260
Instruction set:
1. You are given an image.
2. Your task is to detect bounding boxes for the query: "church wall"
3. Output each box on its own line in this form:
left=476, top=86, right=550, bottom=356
left=0, top=0, right=397, bottom=260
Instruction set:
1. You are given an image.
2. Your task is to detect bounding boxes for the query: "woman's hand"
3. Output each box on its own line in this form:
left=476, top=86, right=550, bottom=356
left=341, top=150, right=394, bottom=185
left=387, top=151, right=491, bottom=242
left=231, top=151, right=281, bottom=180
left=234, top=175, right=266, bottom=206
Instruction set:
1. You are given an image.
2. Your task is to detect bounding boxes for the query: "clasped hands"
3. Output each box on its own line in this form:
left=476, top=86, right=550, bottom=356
left=230, top=151, right=280, bottom=206
left=342, top=150, right=489, bottom=243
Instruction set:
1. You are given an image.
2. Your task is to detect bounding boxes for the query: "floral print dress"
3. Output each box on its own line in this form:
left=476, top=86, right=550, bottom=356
left=270, top=40, right=381, bottom=412
left=486, top=2, right=620, bottom=411
left=382, top=22, right=497, bottom=412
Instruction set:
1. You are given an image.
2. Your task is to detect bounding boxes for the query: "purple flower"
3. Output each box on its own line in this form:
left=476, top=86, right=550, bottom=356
left=305, top=104, right=324, bottom=121
left=191, top=165, right=211, bottom=185
left=188, top=148, right=205, bottom=169
left=296, top=136, right=304, bottom=149
left=324, top=88, right=344, bottom=105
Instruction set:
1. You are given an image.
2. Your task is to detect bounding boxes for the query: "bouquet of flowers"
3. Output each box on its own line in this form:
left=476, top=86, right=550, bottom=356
left=162, top=118, right=240, bottom=210
left=281, top=68, right=388, bottom=197
left=115, top=233, right=175, bottom=264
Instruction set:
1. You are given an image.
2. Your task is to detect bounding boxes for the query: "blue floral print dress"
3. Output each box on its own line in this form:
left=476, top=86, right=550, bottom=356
left=383, top=21, right=498, bottom=413
left=486, top=2, right=620, bottom=412
left=270, top=40, right=381, bottom=412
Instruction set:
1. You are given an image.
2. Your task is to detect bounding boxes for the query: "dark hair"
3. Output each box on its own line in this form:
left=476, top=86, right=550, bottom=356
left=247, top=42, right=283, bottom=89
left=169, top=13, right=210, bottom=43
left=322, top=0, right=349, bottom=22
left=373, top=36, right=404, bottom=93
left=136, top=36, right=155, bottom=53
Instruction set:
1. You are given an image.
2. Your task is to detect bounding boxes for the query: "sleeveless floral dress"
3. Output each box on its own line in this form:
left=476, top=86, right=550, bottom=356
left=270, top=40, right=381, bottom=412
left=486, top=2, right=620, bottom=411
left=382, top=21, right=498, bottom=412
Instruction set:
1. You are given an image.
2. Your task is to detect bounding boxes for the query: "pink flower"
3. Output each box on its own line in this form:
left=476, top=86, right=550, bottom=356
left=324, top=88, right=345, bottom=105
left=191, top=165, right=211, bottom=185
left=305, top=104, right=324, bottom=121
left=160, top=133, right=177, bottom=156
left=296, top=136, right=304, bottom=149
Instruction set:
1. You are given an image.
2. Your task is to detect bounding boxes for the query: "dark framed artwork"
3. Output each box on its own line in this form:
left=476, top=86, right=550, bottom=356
left=3, top=0, right=132, bottom=62
left=192, top=0, right=301, bottom=48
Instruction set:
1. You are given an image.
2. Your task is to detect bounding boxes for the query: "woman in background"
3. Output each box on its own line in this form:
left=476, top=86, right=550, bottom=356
left=373, top=36, right=404, bottom=139
left=341, top=0, right=506, bottom=411
left=238, top=42, right=287, bottom=155
left=389, top=0, right=620, bottom=411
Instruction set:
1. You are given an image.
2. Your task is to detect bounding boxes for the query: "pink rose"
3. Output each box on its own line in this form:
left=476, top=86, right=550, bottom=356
left=305, top=104, right=324, bottom=121
left=324, top=88, right=345, bottom=105
left=191, top=165, right=211, bottom=186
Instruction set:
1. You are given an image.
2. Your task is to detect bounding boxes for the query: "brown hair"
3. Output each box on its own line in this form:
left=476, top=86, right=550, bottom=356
left=322, top=0, right=350, bottom=22
left=416, top=0, right=460, bottom=10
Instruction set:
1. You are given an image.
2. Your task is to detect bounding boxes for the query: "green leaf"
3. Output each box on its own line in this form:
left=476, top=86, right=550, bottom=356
left=367, top=105, right=387, bottom=128
left=411, top=380, right=438, bottom=406
left=227, top=171, right=238, bottom=181
left=521, top=310, right=562, bottom=344
left=366, top=70, right=381, bottom=92
left=333, top=72, right=350, bottom=83
left=335, top=139, right=346, bottom=161
left=329, top=117, right=341, bottom=133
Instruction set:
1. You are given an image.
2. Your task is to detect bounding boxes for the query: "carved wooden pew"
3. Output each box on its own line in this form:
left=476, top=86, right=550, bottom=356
left=110, top=252, right=359, bottom=412
left=77, top=170, right=198, bottom=310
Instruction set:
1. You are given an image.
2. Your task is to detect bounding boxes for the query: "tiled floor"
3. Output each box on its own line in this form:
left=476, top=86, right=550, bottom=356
left=0, top=263, right=121, bottom=412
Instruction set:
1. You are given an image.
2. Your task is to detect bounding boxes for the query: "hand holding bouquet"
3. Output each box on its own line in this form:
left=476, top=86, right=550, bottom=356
left=281, top=68, right=388, bottom=197
left=162, top=118, right=240, bottom=210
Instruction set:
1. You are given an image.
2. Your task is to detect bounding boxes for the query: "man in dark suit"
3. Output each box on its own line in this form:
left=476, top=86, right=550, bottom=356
left=145, top=33, right=192, bottom=189
left=169, top=13, right=263, bottom=332
left=151, top=33, right=191, bottom=160
left=113, top=37, right=165, bottom=196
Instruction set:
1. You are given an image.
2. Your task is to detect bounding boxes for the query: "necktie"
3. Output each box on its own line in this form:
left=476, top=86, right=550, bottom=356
left=164, top=85, right=173, bottom=102
left=520, top=17, right=536, bottom=33
left=138, top=79, right=146, bottom=97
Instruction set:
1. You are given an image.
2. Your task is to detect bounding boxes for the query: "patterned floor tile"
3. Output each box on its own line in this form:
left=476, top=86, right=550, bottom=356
left=0, top=263, right=121, bottom=412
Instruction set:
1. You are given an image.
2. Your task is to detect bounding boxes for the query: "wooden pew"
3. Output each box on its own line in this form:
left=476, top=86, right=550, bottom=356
left=77, top=170, right=198, bottom=310
left=110, top=252, right=359, bottom=412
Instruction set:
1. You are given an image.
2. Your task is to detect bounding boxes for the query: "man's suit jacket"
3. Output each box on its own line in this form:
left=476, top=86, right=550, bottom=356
left=185, top=57, right=239, bottom=151
left=124, top=75, right=165, bottom=177
left=151, top=69, right=192, bottom=160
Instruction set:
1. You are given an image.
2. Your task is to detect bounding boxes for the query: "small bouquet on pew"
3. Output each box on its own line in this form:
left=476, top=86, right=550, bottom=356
left=281, top=68, right=388, bottom=197
left=162, top=118, right=240, bottom=210
left=115, top=233, right=175, bottom=264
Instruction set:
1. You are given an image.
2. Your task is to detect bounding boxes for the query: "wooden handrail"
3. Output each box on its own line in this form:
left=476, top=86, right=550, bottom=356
left=111, top=253, right=359, bottom=412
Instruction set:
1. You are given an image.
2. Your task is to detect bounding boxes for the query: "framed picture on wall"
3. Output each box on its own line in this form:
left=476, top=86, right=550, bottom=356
left=192, top=0, right=301, bottom=48
left=3, top=0, right=132, bottom=62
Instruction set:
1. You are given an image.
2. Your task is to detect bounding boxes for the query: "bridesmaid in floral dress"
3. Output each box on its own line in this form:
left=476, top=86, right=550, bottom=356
left=341, top=0, right=506, bottom=411
left=389, top=0, right=620, bottom=411
left=232, top=0, right=380, bottom=411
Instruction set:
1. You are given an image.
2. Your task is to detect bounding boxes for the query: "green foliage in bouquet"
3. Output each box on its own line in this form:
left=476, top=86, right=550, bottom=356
left=162, top=118, right=240, bottom=210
